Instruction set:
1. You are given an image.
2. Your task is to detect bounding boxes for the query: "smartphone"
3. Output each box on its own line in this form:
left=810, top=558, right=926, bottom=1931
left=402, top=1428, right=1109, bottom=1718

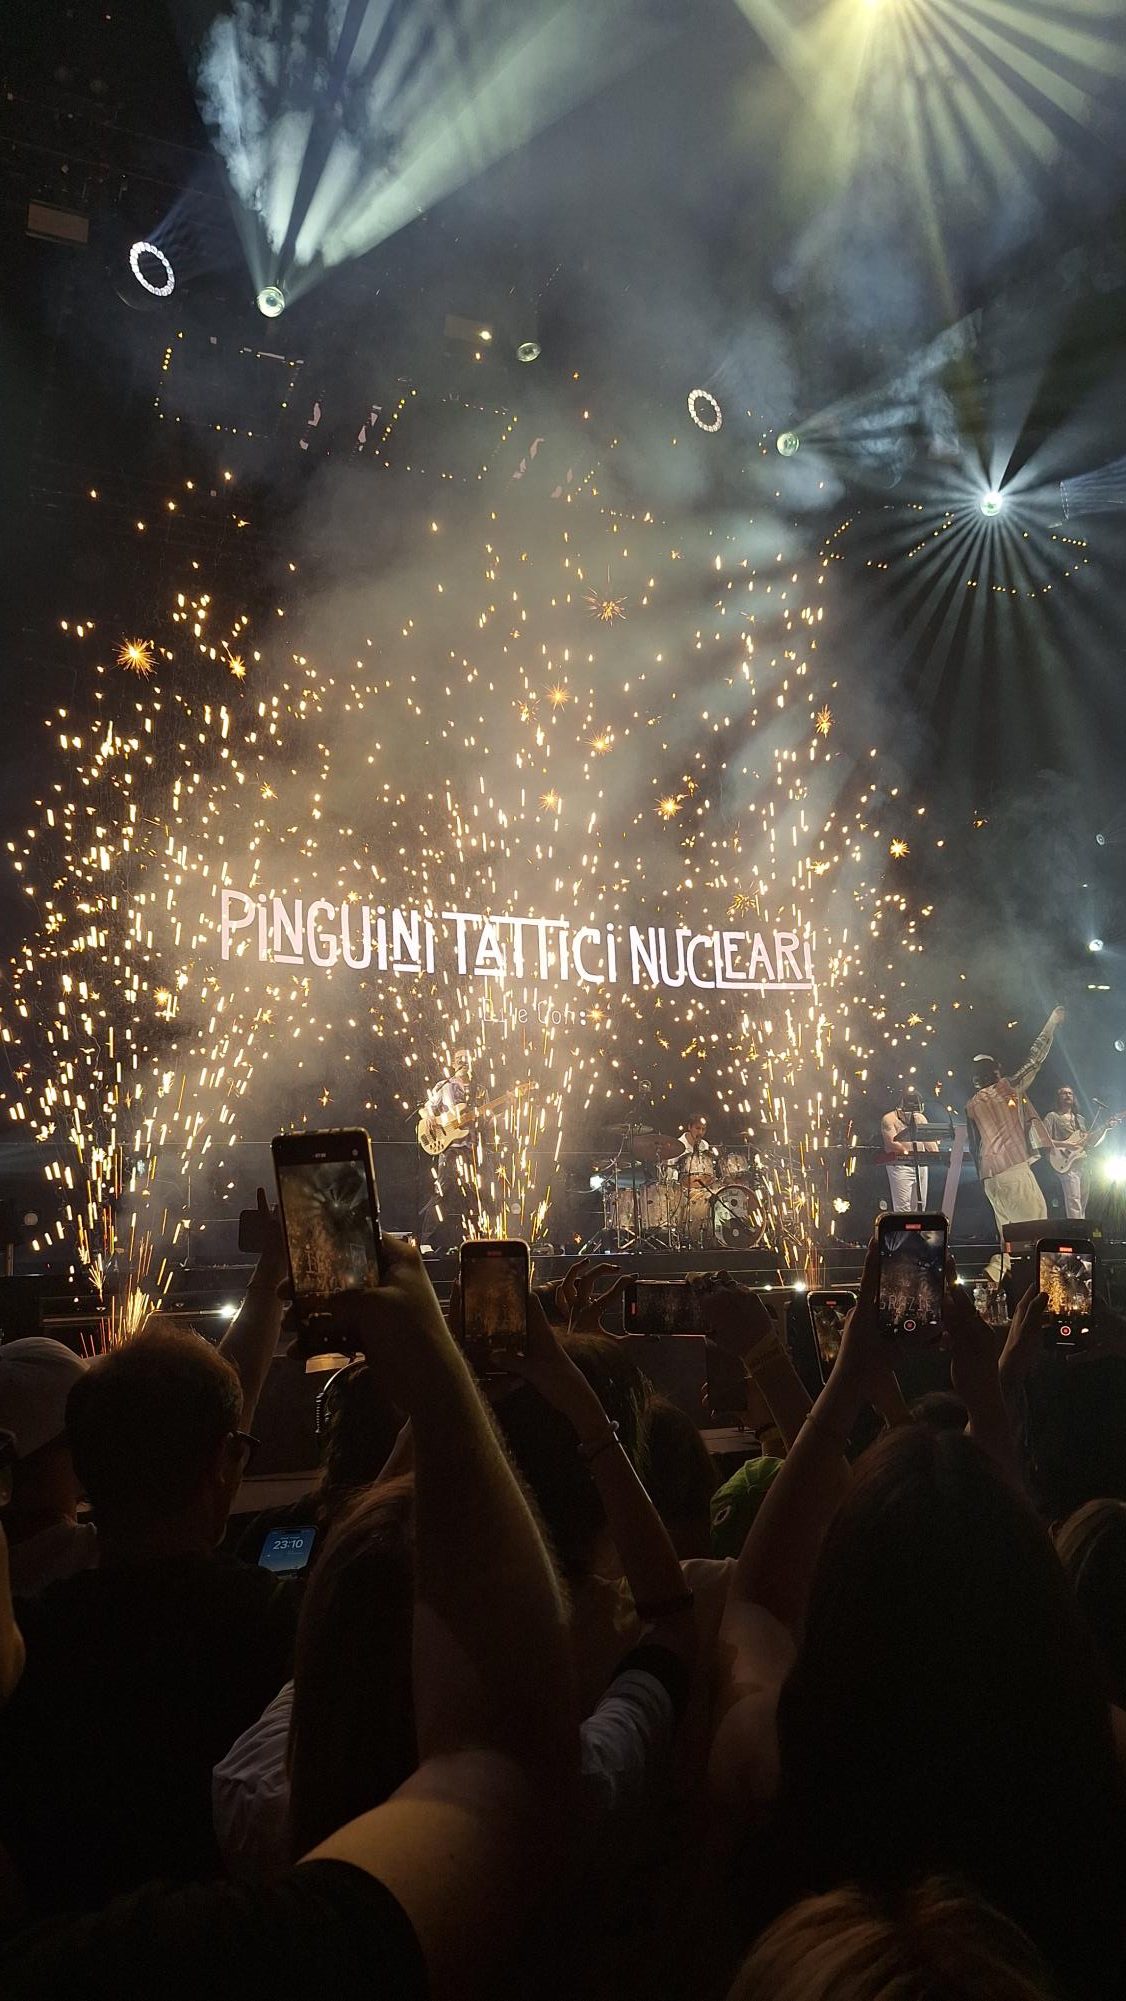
left=877, top=1213, right=947, bottom=1340
left=272, top=1129, right=382, bottom=1357
left=807, top=1289, right=857, bottom=1383
left=459, top=1239, right=530, bottom=1374
left=258, top=1523, right=317, bottom=1574
left=1037, top=1237, right=1095, bottom=1351
left=622, top=1278, right=715, bottom=1337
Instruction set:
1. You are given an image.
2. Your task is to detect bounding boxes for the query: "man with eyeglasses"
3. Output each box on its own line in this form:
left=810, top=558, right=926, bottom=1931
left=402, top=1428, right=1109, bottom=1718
left=0, top=1209, right=298, bottom=1920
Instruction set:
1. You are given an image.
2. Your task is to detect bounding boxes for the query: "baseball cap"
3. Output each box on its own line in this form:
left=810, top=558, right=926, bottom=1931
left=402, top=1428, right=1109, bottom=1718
left=0, top=1338, right=88, bottom=1461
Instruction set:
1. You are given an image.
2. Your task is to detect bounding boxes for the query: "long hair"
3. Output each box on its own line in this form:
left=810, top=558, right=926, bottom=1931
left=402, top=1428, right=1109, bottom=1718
left=1056, top=1498, right=1126, bottom=1707
left=769, top=1426, right=1124, bottom=1990
left=728, top=1879, right=1054, bottom=2001
left=287, top=1479, right=416, bottom=1858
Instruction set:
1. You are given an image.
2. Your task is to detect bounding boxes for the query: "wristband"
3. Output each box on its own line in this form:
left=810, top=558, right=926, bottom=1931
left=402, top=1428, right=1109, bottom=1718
left=577, top=1420, right=620, bottom=1463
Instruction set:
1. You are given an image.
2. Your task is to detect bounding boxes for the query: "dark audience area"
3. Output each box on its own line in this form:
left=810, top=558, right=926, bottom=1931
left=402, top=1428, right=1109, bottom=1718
left=1, top=1220, right=1126, bottom=1999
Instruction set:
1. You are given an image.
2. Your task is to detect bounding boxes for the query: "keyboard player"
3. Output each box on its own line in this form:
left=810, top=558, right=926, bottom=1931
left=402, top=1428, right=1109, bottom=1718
left=880, top=1087, right=941, bottom=1213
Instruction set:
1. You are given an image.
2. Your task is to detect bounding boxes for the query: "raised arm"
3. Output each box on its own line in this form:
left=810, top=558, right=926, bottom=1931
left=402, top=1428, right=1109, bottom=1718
left=504, top=1298, right=694, bottom=1655
left=307, top=1238, right=577, bottom=1996
left=1011, top=1006, right=1065, bottom=1090
left=218, top=1188, right=288, bottom=1431
left=705, top=1282, right=812, bottom=1451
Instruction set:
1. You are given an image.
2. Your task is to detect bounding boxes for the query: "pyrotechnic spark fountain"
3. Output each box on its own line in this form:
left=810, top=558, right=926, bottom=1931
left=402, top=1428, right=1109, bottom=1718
left=1, top=474, right=938, bottom=1288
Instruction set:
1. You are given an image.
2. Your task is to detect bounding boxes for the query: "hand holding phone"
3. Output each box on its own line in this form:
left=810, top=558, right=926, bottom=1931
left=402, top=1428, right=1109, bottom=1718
left=808, top=1290, right=857, bottom=1383
left=877, top=1213, right=947, bottom=1341
left=459, top=1240, right=530, bottom=1376
left=1037, top=1237, right=1095, bottom=1351
left=273, top=1130, right=382, bottom=1362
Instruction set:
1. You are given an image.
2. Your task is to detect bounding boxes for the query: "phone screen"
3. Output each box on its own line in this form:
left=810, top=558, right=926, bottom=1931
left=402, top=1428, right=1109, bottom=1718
left=878, top=1217, right=946, bottom=1338
left=1038, top=1241, right=1094, bottom=1348
left=624, top=1279, right=713, bottom=1337
left=258, top=1524, right=317, bottom=1574
left=461, top=1241, right=529, bottom=1367
left=808, top=1291, right=856, bottom=1381
left=274, top=1140, right=381, bottom=1308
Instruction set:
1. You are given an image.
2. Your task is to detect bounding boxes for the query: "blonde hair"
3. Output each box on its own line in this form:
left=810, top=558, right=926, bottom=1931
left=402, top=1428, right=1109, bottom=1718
left=727, top=1880, right=1054, bottom=2001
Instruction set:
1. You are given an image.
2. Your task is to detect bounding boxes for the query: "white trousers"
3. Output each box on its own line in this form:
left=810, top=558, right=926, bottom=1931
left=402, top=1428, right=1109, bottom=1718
left=886, top=1163, right=929, bottom=1213
left=1055, top=1165, right=1088, bottom=1221
left=982, top=1161, right=1046, bottom=1279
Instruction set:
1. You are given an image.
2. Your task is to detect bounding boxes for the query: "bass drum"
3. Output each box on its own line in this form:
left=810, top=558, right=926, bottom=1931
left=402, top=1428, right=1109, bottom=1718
left=607, top=1179, right=670, bottom=1240
left=710, top=1181, right=757, bottom=1249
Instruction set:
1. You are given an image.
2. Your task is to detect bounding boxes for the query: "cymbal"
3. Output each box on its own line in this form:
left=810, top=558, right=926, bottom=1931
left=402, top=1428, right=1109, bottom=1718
left=606, top=1127, right=679, bottom=1162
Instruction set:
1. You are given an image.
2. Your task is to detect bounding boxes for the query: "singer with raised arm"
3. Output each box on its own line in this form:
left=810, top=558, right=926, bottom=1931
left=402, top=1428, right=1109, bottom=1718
left=966, top=1005, right=1065, bottom=1278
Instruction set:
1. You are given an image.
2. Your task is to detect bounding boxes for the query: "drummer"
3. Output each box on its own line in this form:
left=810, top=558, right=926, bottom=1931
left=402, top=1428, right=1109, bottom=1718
left=674, top=1115, right=718, bottom=1181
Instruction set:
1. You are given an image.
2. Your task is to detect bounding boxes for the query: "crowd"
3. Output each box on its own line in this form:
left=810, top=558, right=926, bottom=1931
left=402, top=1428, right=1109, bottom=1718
left=0, top=1203, right=1125, bottom=1999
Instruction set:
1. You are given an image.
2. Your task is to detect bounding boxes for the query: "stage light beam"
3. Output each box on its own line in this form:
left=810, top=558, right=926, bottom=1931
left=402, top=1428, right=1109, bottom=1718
left=256, top=284, right=286, bottom=318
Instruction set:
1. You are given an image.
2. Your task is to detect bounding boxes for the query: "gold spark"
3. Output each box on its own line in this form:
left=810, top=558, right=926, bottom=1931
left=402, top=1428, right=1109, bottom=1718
left=547, top=685, right=569, bottom=708
left=728, top=892, right=752, bottom=916
left=907, top=1012, right=923, bottom=1026
left=585, top=589, right=627, bottom=624
left=815, top=706, right=833, bottom=736
left=540, top=790, right=561, bottom=813
left=589, top=731, right=614, bottom=754
left=658, top=795, right=682, bottom=820
left=227, top=653, right=247, bottom=680
left=153, top=988, right=173, bottom=1013
left=116, top=639, right=155, bottom=677
left=261, top=784, right=276, bottom=800
left=319, top=1087, right=332, bottom=1108
left=889, top=838, right=910, bottom=858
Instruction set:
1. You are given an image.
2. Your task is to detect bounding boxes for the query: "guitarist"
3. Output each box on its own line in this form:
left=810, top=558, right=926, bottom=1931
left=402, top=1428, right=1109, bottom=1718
left=419, top=1049, right=476, bottom=1250
left=1044, top=1085, right=1104, bottom=1220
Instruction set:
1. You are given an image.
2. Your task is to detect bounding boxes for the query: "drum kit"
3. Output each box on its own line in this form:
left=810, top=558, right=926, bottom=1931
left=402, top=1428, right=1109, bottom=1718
left=587, top=1120, right=760, bottom=1253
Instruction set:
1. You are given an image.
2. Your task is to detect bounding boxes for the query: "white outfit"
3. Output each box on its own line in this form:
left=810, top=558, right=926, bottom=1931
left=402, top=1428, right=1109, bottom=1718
left=882, top=1107, right=938, bottom=1213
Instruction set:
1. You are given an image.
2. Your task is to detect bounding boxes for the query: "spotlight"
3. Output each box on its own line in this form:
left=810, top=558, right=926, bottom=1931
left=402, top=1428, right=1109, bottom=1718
left=688, top=388, right=723, bottom=433
left=1104, top=1156, right=1126, bottom=1186
left=979, top=489, right=1004, bottom=517
left=1097, top=833, right=1107, bottom=847
left=791, top=1279, right=808, bottom=1293
left=256, top=284, right=286, bottom=318
left=129, top=240, right=174, bottom=298
left=218, top=1302, right=240, bottom=1319
left=1115, top=1039, right=1125, bottom=1054
left=777, top=431, right=801, bottom=458
left=1089, top=938, right=1105, bottom=953
left=589, top=1173, right=604, bottom=1191
left=516, top=340, right=541, bottom=363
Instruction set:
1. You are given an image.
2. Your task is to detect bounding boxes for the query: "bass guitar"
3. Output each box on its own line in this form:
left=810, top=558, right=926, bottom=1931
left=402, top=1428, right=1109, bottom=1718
left=1048, top=1108, right=1125, bottom=1177
left=416, top=1086, right=524, bottom=1158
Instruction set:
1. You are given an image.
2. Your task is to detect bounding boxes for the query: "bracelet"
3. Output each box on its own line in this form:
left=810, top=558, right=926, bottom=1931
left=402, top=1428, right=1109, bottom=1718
left=635, top=1589, right=695, bottom=1621
left=577, top=1420, right=620, bottom=1463
left=805, top=1408, right=852, bottom=1452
